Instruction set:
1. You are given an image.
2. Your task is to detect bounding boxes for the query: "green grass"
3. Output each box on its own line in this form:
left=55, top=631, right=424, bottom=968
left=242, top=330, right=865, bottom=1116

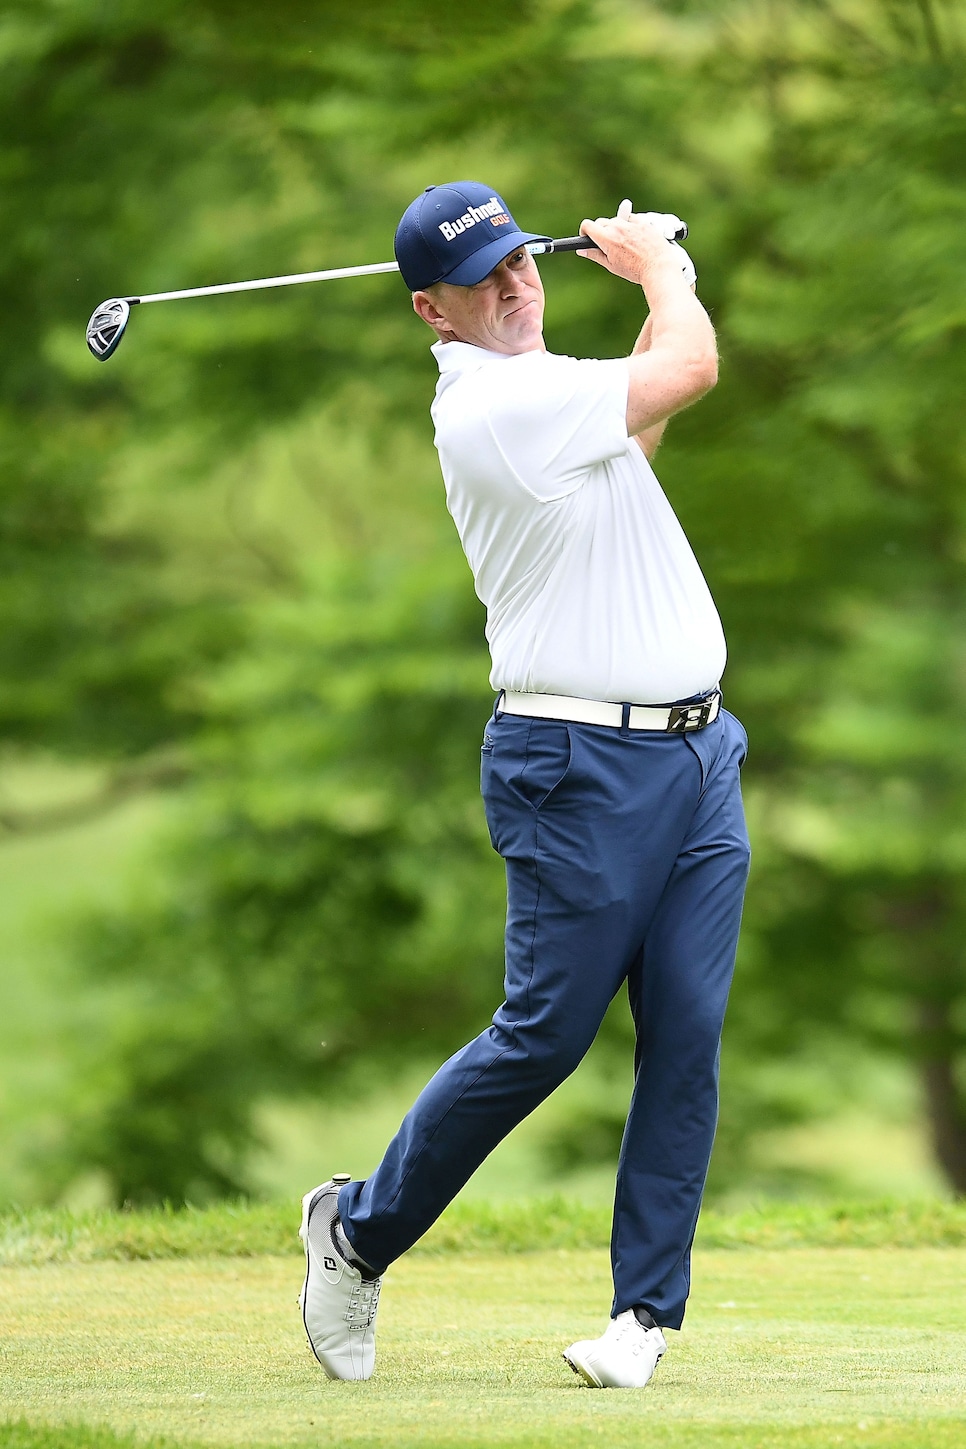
left=1, top=1244, right=964, bottom=1449
left=0, top=1426, right=172, bottom=1449
left=2, top=1195, right=966, bottom=1267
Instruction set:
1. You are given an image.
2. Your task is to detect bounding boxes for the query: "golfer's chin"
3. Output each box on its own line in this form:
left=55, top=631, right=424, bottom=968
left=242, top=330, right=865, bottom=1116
left=497, top=305, right=546, bottom=354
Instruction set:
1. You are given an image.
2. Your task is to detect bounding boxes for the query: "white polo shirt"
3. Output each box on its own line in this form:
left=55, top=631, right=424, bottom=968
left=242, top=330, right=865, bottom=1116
left=431, top=341, right=727, bottom=705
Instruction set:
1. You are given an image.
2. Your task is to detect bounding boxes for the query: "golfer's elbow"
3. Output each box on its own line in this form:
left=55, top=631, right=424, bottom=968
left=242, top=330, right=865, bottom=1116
left=686, top=343, right=718, bottom=399
left=665, top=337, right=718, bottom=409
left=626, top=339, right=718, bottom=432
left=660, top=353, right=716, bottom=417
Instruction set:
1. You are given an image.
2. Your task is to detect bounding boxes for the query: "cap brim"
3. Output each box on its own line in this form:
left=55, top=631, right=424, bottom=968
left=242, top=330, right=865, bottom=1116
left=440, top=230, right=552, bottom=287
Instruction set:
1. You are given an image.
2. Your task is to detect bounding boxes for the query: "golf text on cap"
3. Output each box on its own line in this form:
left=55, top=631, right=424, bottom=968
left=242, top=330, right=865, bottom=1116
left=438, top=197, right=511, bottom=242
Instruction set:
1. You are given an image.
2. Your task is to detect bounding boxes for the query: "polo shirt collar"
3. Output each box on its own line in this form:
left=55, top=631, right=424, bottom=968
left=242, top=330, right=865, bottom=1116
left=431, top=340, right=512, bottom=375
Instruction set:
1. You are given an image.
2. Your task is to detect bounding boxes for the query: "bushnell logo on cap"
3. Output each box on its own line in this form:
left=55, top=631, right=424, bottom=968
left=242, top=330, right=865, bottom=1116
left=437, top=197, right=511, bottom=241
left=394, top=181, right=550, bottom=291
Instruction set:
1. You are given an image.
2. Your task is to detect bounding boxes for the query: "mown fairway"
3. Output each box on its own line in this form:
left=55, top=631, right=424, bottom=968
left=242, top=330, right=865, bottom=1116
left=1, top=1242, right=965, bottom=1449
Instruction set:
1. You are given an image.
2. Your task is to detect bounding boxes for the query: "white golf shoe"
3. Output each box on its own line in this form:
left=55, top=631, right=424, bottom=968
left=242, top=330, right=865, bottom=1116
left=563, top=1308, right=667, bottom=1388
left=298, top=1175, right=382, bottom=1380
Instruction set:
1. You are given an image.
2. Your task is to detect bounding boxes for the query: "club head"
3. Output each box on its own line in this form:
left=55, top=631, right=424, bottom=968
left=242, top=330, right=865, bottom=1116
left=86, top=297, right=131, bottom=361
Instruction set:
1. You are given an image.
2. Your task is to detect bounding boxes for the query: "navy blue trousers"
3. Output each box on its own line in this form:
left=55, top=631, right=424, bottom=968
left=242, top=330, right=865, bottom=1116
left=340, top=706, right=750, bottom=1329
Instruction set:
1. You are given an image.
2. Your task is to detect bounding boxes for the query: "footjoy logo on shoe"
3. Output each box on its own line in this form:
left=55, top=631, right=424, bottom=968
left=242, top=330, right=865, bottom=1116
left=439, top=197, right=510, bottom=241
left=319, top=1249, right=344, bottom=1283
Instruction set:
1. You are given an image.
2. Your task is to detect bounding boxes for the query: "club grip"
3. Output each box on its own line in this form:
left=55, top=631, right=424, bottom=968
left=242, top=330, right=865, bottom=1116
left=547, top=235, right=600, bottom=252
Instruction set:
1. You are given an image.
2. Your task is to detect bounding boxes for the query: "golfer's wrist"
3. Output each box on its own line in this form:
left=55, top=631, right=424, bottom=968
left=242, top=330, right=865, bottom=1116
left=638, top=265, right=682, bottom=303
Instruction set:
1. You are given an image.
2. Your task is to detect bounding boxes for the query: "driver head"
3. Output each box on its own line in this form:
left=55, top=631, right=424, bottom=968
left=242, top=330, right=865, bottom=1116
left=86, top=298, right=131, bottom=361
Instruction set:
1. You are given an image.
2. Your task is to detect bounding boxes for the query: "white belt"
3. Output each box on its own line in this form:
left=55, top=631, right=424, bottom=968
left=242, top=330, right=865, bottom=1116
left=499, top=688, right=721, bottom=733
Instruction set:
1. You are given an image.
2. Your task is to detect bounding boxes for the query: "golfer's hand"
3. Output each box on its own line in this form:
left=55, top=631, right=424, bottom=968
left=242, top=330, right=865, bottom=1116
left=579, top=199, right=695, bottom=289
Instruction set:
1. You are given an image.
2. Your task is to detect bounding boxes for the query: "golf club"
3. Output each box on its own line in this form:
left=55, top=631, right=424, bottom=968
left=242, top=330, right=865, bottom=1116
left=86, top=218, right=688, bottom=362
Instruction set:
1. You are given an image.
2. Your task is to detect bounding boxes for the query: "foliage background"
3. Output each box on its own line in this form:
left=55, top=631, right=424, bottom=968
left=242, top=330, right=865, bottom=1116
left=0, top=0, right=964, bottom=1206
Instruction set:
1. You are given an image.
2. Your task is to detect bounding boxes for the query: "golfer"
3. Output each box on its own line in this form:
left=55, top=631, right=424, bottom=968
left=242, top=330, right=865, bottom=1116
left=299, top=181, right=751, bottom=1387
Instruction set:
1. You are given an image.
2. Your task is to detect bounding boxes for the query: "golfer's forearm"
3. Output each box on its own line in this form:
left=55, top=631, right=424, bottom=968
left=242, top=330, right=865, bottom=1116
left=642, top=267, right=717, bottom=381
left=635, top=419, right=668, bottom=460
left=629, top=318, right=666, bottom=456
left=625, top=266, right=716, bottom=434
left=631, top=313, right=654, bottom=356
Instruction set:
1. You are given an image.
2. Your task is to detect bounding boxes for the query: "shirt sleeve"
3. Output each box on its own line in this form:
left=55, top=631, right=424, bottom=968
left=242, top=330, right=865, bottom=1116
left=481, top=353, right=630, bottom=502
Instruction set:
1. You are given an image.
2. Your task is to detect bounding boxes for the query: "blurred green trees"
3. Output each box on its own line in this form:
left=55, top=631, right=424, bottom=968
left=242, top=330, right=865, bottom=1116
left=2, top=0, right=965, bottom=1202
left=700, top=0, right=966, bottom=1195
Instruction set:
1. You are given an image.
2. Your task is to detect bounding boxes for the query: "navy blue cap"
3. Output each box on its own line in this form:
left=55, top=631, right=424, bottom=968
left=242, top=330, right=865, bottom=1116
left=394, top=181, right=551, bottom=290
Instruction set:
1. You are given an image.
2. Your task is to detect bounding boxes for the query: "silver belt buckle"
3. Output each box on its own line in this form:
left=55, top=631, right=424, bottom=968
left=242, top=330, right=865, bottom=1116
left=667, top=693, right=718, bottom=732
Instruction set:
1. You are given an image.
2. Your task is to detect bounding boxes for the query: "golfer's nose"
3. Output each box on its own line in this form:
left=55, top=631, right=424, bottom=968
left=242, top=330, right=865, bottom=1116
left=495, top=261, right=521, bottom=294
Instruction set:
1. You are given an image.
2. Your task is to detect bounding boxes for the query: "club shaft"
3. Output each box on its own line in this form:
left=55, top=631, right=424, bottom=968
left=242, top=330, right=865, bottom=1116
left=129, top=261, right=400, bottom=305
left=126, top=238, right=601, bottom=307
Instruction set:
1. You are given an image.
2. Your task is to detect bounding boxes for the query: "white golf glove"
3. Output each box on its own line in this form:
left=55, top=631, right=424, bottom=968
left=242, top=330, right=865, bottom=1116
left=669, top=242, right=697, bottom=288
left=617, top=198, right=697, bottom=287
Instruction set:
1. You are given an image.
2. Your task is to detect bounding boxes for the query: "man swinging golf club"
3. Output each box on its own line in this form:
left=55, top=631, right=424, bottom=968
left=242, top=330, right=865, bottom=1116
left=299, top=180, right=751, bottom=1388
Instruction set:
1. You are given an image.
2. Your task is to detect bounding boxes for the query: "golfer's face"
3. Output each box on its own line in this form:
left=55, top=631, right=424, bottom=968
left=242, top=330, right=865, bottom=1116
left=440, top=247, right=546, bottom=354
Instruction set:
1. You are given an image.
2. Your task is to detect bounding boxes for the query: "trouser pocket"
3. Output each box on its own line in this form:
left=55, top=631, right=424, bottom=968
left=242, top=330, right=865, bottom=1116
left=482, top=717, right=574, bottom=855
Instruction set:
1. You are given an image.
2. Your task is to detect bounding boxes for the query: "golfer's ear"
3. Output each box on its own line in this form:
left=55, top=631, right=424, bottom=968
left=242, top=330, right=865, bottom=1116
left=413, top=290, right=444, bottom=328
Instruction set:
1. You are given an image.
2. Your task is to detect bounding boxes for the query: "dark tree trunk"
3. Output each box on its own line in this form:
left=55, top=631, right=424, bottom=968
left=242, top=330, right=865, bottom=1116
left=885, top=888, right=966, bottom=1198
left=917, top=997, right=966, bottom=1197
